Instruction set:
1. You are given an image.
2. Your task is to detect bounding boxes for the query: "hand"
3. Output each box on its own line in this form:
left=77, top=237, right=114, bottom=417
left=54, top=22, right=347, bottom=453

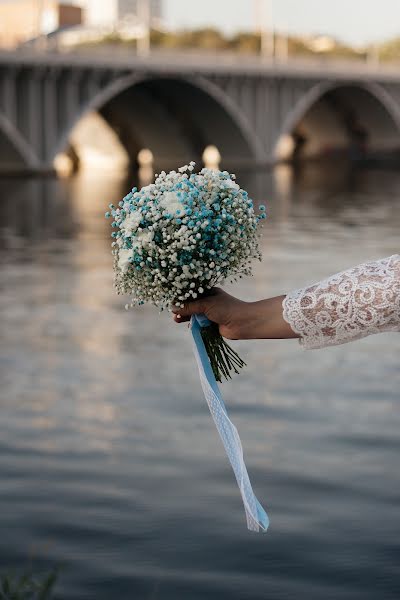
left=171, top=287, right=299, bottom=341
left=172, top=288, right=251, bottom=339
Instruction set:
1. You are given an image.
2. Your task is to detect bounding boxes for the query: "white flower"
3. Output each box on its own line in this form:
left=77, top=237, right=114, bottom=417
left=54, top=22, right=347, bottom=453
left=159, top=191, right=185, bottom=216
left=121, top=210, right=142, bottom=235
left=135, top=229, right=154, bottom=246
left=224, top=179, right=239, bottom=190
left=140, top=184, right=156, bottom=195
left=118, top=248, right=133, bottom=273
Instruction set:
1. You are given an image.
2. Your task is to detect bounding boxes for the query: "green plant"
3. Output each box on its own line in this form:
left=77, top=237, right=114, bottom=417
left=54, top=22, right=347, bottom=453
left=0, top=568, right=58, bottom=600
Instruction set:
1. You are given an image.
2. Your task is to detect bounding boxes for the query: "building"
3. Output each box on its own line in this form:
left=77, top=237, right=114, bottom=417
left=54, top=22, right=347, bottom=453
left=82, top=0, right=162, bottom=28
left=0, top=0, right=82, bottom=49
left=118, top=0, right=162, bottom=20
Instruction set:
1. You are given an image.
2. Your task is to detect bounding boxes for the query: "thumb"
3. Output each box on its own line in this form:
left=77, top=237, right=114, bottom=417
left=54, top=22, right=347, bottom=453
left=172, top=298, right=207, bottom=318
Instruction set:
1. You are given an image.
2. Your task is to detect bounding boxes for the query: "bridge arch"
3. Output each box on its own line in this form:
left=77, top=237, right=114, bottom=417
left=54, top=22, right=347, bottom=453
left=275, top=80, right=400, bottom=161
left=0, top=112, right=40, bottom=171
left=55, top=73, right=260, bottom=171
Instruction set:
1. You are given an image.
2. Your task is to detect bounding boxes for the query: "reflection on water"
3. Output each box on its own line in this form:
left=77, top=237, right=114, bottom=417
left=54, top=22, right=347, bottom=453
left=0, top=164, right=399, bottom=600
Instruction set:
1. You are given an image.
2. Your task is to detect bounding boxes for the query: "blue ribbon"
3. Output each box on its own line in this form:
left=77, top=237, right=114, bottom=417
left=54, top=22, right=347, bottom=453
left=190, top=313, right=269, bottom=533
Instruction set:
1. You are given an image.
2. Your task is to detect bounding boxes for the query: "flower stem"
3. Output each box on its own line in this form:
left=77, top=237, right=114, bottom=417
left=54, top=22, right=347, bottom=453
left=200, top=322, right=246, bottom=382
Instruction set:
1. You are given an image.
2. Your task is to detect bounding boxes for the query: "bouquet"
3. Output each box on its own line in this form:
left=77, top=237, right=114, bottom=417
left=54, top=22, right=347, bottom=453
left=106, top=163, right=269, bottom=532
left=105, top=162, right=266, bottom=382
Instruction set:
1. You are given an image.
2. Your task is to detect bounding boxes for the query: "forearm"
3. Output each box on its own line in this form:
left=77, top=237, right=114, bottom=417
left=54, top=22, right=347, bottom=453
left=172, top=288, right=299, bottom=340
left=240, top=295, right=300, bottom=340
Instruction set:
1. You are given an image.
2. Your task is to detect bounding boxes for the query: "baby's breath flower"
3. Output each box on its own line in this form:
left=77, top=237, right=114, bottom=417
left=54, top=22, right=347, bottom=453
left=107, top=163, right=265, bottom=311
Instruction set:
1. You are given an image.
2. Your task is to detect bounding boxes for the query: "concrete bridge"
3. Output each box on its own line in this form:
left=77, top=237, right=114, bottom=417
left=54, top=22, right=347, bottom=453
left=1, top=50, right=400, bottom=173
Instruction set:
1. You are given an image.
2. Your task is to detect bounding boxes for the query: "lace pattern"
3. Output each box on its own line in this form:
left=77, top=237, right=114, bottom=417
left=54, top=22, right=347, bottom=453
left=282, top=254, right=400, bottom=349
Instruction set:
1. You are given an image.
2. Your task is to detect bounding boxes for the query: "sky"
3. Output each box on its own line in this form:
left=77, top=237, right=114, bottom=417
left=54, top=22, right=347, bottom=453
left=164, top=0, right=400, bottom=46
left=1, top=0, right=398, bottom=47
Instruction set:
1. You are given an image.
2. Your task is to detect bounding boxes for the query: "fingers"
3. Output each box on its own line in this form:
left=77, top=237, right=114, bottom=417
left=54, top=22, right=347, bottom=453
left=173, top=313, right=190, bottom=323
left=171, top=298, right=205, bottom=318
left=171, top=287, right=224, bottom=324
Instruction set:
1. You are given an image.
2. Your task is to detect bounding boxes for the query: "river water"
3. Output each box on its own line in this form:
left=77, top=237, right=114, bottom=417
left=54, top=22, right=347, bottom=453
left=0, top=163, right=399, bottom=599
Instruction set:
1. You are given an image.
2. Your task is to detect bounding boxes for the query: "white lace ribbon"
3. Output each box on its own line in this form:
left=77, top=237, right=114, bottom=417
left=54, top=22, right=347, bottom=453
left=190, top=314, right=269, bottom=533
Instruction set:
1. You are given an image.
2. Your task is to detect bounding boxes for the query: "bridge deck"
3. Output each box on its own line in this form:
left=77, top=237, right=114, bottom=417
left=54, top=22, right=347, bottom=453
left=1, top=49, right=400, bottom=83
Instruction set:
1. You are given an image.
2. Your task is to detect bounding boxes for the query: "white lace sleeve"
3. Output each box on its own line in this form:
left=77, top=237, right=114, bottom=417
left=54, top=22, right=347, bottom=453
left=282, top=254, right=400, bottom=349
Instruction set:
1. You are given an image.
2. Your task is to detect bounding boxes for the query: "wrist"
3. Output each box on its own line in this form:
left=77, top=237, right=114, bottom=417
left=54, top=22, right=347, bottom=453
left=239, top=295, right=295, bottom=340
left=243, top=299, right=272, bottom=339
left=229, top=299, right=270, bottom=340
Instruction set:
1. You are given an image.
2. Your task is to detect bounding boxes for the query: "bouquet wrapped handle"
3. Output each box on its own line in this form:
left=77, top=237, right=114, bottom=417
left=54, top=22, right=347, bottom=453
left=190, top=314, right=269, bottom=533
